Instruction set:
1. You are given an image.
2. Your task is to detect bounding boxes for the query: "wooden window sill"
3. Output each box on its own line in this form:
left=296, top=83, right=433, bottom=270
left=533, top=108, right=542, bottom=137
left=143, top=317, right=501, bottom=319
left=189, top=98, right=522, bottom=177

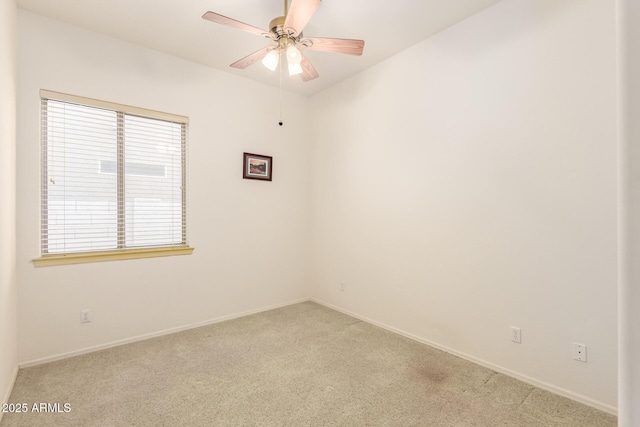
left=33, top=246, right=194, bottom=267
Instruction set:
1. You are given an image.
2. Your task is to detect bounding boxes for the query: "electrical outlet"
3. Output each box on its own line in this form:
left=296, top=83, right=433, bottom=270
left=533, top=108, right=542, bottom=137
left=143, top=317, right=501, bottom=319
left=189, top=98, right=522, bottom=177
left=340, top=282, right=346, bottom=292
left=573, top=343, right=587, bottom=362
left=80, top=309, right=91, bottom=323
left=511, top=326, right=521, bottom=343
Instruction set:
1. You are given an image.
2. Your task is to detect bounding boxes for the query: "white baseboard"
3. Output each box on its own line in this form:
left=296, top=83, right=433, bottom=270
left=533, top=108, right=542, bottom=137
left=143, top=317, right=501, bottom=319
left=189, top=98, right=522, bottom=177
left=0, top=365, right=19, bottom=425
left=311, top=298, right=618, bottom=416
left=20, top=297, right=310, bottom=368
left=17, top=297, right=617, bottom=416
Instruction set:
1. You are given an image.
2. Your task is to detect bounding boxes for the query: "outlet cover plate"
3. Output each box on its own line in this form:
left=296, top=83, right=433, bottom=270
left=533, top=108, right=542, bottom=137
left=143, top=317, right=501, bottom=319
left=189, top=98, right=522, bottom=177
left=511, top=326, right=521, bottom=344
left=573, top=343, right=587, bottom=362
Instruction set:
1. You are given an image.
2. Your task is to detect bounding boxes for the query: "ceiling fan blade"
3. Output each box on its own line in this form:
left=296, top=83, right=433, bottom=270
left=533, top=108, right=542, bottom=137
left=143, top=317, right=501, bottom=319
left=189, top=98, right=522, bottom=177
left=202, top=11, right=270, bottom=38
left=230, top=46, right=272, bottom=69
left=283, top=0, right=321, bottom=37
left=300, top=53, right=319, bottom=82
left=303, top=37, right=365, bottom=56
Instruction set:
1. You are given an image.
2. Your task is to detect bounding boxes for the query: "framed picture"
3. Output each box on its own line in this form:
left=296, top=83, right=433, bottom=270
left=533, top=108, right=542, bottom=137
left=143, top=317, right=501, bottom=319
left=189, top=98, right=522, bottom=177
left=243, top=152, right=273, bottom=181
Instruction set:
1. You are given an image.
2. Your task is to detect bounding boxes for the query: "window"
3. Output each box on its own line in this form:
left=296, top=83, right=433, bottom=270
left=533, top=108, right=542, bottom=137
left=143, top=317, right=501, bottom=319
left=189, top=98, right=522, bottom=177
left=35, top=90, right=193, bottom=266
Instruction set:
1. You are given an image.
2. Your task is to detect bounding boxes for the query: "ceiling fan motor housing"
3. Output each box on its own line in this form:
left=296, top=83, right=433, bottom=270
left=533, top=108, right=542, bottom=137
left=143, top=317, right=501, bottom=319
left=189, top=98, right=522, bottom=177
left=269, top=16, right=286, bottom=37
left=268, top=16, right=303, bottom=42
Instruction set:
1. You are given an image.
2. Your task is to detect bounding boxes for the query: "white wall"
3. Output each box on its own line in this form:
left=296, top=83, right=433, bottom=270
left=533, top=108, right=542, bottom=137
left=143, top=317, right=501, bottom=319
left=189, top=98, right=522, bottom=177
left=0, top=0, right=18, bottom=418
left=309, top=0, right=617, bottom=412
left=16, top=11, right=311, bottom=364
left=619, top=0, right=640, bottom=424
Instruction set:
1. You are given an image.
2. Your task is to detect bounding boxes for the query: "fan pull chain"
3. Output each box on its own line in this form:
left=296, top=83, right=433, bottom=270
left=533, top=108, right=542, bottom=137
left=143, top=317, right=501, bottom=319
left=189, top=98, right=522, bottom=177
left=278, top=47, right=283, bottom=126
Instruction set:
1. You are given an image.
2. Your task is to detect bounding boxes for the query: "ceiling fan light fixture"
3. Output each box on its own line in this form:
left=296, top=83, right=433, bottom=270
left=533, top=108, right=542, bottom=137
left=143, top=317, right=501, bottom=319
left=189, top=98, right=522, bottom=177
left=286, top=44, right=302, bottom=65
left=262, top=49, right=280, bottom=71
left=288, top=62, right=303, bottom=76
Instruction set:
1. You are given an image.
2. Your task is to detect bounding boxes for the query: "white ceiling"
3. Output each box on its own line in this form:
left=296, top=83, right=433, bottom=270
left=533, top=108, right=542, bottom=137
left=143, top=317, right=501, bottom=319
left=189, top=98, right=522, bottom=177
left=16, top=0, right=501, bottom=97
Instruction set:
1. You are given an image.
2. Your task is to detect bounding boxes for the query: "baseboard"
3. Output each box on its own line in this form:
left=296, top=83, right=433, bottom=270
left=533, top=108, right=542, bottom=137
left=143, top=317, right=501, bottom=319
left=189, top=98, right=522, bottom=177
left=0, top=365, right=19, bottom=425
left=311, top=298, right=618, bottom=416
left=17, top=297, right=617, bottom=416
left=20, top=297, right=310, bottom=368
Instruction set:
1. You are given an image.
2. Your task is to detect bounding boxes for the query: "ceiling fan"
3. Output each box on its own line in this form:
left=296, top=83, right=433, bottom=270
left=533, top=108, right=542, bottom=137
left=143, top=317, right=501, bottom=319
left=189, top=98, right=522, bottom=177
left=202, top=0, right=365, bottom=82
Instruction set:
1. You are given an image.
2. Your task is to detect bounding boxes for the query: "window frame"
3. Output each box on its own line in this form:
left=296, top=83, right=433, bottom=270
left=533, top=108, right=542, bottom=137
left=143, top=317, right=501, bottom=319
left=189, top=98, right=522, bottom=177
left=33, top=90, right=193, bottom=267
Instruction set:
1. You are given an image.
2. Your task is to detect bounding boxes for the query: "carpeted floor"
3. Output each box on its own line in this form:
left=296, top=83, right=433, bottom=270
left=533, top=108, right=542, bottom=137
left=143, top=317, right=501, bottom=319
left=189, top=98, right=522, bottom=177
left=1, top=302, right=616, bottom=426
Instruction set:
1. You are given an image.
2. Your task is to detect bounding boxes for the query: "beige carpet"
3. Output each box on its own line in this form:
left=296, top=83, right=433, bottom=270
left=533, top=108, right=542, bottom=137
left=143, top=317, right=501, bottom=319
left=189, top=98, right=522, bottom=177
left=1, top=302, right=616, bottom=426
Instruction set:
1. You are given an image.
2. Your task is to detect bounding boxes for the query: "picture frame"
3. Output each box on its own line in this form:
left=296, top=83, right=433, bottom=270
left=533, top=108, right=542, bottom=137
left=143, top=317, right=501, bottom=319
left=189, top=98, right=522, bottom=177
left=243, top=152, right=273, bottom=181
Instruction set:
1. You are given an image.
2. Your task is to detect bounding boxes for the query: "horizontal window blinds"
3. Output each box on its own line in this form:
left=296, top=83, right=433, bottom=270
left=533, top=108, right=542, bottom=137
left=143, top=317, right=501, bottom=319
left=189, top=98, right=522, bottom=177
left=41, top=91, right=187, bottom=255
